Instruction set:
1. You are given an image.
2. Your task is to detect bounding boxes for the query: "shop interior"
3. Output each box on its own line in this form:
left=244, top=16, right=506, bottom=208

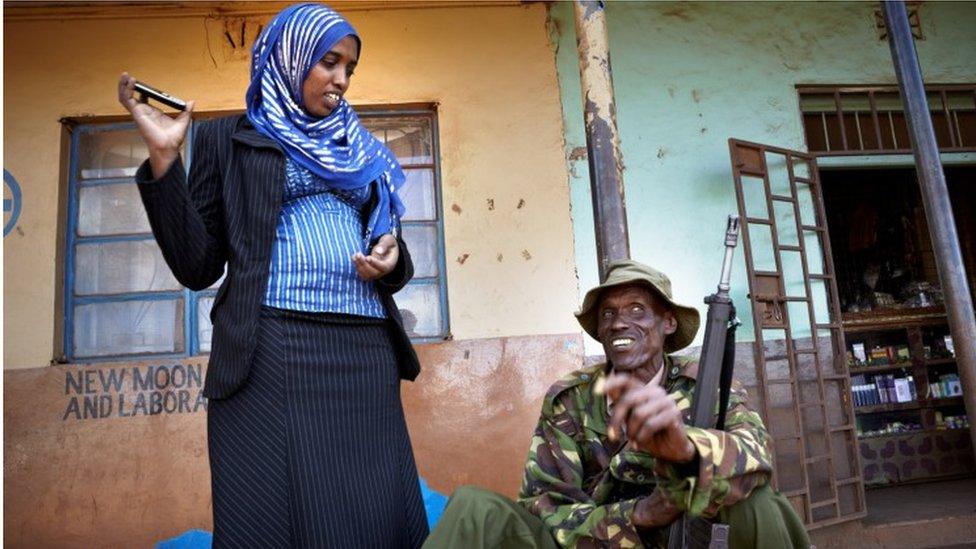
left=821, top=164, right=976, bottom=520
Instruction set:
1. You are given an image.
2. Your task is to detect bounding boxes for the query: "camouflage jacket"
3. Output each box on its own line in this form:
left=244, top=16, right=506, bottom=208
left=517, top=356, right=773, bottom=548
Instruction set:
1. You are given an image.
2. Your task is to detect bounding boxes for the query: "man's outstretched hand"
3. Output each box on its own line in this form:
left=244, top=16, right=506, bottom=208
left=603, top=373, right=697, bottom=464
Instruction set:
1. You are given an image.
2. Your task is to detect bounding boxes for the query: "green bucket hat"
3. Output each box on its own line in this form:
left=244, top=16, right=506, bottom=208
left=575, top=260, right=701, bottom=353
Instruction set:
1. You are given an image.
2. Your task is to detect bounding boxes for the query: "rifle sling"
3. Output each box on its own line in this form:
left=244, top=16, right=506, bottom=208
left=715, top=308, right=737, bottom=431
left=668, top=307, right=738, bottom=549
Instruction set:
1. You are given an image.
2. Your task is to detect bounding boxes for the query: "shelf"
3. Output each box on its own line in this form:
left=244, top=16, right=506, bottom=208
left=855, top=401, right=921, bottom=413
left=857, top=429, right=925, bottom=440
left=842, top=307, right=947, bottom=329
left=848, top=363, right=914, bottom=375
left=847, top=358, right=955, bottom=374
left=857, top=427, right=971, bottom=440
left=929, top=396, right=965, bottom=407
left=854, top=396, right=964, bottom=414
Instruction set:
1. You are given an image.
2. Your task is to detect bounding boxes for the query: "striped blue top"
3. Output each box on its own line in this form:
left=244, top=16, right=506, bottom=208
left=263, top=158, right=387, bottom=318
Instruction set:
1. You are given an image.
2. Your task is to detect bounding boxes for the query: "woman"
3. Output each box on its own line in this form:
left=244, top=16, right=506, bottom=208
left=117, top=3, right=428, bottom=547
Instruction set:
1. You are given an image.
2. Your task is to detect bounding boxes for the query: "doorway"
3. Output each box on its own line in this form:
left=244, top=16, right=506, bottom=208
left=820, top=164, right=976, bottom=521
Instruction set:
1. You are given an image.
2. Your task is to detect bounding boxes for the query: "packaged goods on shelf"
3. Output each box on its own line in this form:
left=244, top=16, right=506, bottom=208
left=935, top=412, right=970, bottom=430
left=851, top=373, right=916, bottom=406
left=928, top=373, right=963, bottom=399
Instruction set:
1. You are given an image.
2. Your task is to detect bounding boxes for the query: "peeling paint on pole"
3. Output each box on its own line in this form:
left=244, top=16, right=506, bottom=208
left=574, top=0, right=629, bottom=280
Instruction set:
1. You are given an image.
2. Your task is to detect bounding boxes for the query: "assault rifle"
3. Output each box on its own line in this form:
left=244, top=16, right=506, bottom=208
left=667, top=215, right=741, bottom=549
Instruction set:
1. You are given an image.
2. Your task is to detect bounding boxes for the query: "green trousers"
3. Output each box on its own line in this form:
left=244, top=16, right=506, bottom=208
left=423, top=485, right=811, bottom=549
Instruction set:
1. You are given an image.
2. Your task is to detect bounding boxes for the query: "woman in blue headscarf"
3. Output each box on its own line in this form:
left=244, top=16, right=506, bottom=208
left=118, top=3, right=428, bottom=547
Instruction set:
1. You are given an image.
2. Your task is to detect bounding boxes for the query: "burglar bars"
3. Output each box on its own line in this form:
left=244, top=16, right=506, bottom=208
left=798, top=84, right=976, bottom=155
left=729, top=139, right=867, bottom=529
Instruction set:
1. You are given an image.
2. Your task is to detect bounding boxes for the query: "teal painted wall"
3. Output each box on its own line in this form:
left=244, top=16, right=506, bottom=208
left=549, top=1, right=976, bottom=351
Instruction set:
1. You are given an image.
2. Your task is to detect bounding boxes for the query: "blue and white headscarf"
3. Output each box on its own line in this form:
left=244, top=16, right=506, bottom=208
left=246, top=3, right=405, bottom=242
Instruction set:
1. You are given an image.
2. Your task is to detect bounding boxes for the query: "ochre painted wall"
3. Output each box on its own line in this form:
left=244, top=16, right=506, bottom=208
left=4, top=4, right=588, bottom=546
left=3, top=3, right=580, bottom=370
left=4, top=333, right=583, bottom=548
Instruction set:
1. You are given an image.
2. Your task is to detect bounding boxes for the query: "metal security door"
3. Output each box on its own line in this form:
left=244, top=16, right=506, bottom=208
left=728, top=139, right=866, bottom=528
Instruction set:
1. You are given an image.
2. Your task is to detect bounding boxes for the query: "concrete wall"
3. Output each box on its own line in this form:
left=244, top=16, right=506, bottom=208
left=3, top=1, right=580, bottom=370
left=548, top=1, right=976, bottom=352
left=4, top=334, right=582, bottom=548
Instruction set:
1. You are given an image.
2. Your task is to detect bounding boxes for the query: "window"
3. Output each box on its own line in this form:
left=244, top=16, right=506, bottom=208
left=62, top=107, right=448, bottom=361
left=63, top=122, right=217, bottom=361
left=798, top=84, right=976, bottom=155
left=360, top=106, right=450, bottom=342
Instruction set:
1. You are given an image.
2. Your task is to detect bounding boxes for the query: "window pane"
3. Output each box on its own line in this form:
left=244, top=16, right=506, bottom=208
left=765, top=151, right=792, bottom=196
left=78, top=184, right=152, bottom=236
left=197, top=296, right=214, bottom=353
left=396, top=283, right=443, bottom=338
left=400, top=169, right=436, bottom=221
left=78, top=129, right=150, bottom=180
left=796, top=182, right=817, bottom=226
left=747, top=223, right=777, bottom=272
left=774, top=201, right=799, bottom=246
left=73, top=299, right=183, bottom=357
left=75, top=240, right=180, bottom=295
left=401, top=224, right=438, bottom=278
left=362, top=117, right=432, bottom=165
left=741, top=176, right=769, bottom=220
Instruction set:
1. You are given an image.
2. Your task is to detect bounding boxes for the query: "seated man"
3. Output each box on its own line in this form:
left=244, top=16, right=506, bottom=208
left=424, top=260, right=810, bottom=549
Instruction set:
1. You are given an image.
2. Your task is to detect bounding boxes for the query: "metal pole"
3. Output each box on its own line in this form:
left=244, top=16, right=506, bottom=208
left=883, top=0, right=976, bottom=454
left=573, top=0, right=629, bottom=280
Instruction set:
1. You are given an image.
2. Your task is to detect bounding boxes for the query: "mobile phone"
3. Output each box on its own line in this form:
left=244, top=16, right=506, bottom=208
left=133, top=80, right=187, bottom=111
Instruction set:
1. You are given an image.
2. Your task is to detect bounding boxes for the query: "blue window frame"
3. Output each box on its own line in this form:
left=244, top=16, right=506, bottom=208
left=63, top=107, right=448, bottom=361
left=360, top=106, right=451, bottom=342
left=63, top=121, right=218, bottom=362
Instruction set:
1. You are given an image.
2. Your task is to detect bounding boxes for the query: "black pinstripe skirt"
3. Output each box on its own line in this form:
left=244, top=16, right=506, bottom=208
left=207, top=307, right=429, bottom=548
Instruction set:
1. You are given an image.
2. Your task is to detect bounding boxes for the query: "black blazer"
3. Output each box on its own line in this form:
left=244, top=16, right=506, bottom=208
left=136, top=115, right=421, bottom=399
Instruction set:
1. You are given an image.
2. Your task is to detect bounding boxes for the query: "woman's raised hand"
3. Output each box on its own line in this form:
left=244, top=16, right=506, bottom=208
left=353, top=234, right=400, bottom=281
left=117, top=72, right=195, bottom=179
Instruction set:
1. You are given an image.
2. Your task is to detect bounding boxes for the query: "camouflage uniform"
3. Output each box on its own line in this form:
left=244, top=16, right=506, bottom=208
left=517, top=355, right=773, bottom=549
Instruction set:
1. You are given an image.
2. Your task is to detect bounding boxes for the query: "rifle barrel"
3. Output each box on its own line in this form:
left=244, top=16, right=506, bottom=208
left=717, top=215, right=740, bottom=294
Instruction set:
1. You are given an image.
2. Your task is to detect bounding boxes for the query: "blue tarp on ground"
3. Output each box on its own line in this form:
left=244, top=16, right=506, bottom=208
left=155, top=478, right=450, bottom=548
left=419, top=477, right=449, bottom=529
left=155, top=529, right=212, bottom=549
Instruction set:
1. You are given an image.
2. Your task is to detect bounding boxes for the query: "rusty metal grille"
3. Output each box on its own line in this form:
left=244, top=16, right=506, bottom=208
left=798, top=85, right=976, bottom=155
left=873, top=1, right=923, bottom=41
left=729, top=139, right=867, bottom=529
